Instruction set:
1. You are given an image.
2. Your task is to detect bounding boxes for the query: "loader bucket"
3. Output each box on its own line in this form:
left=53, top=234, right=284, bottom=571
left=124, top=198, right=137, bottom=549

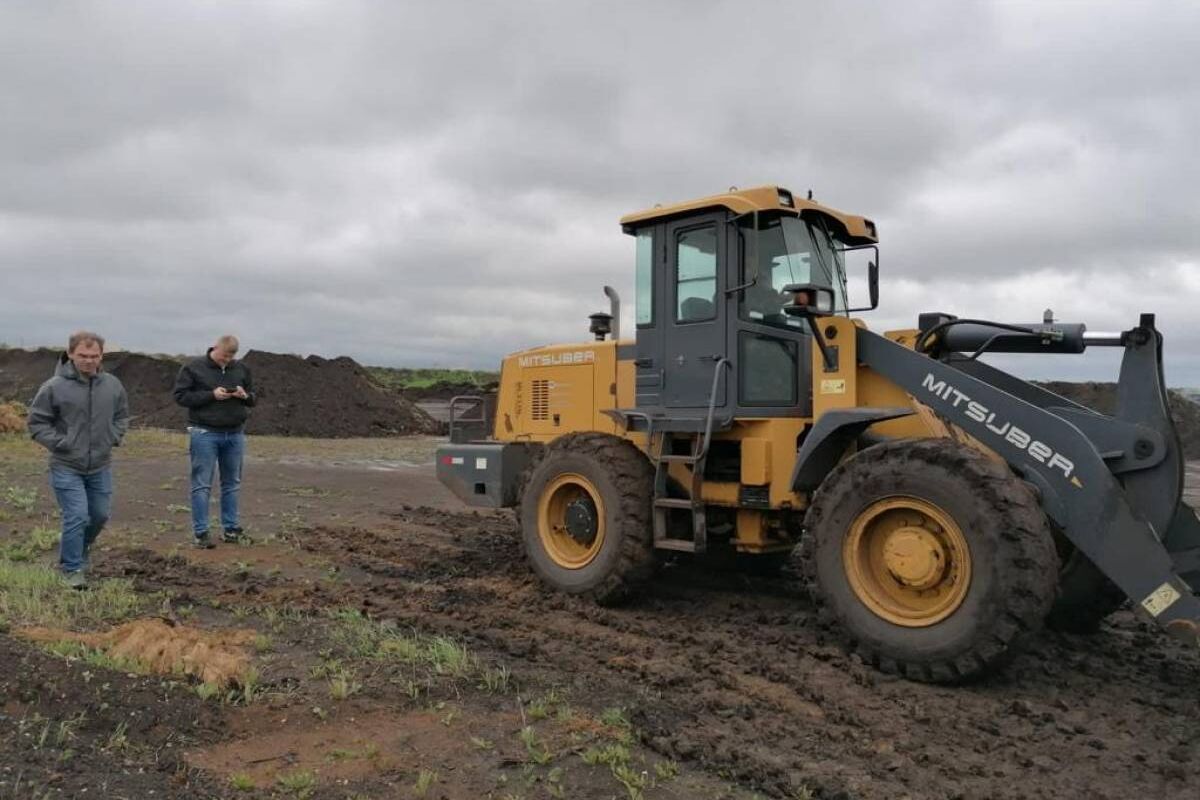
left=853, top=314, right=1200, bottom=643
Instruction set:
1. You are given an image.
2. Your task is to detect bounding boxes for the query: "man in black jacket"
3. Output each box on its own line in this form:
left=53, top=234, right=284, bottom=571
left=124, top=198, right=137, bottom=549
left=172, top=335, right=256, bottom=548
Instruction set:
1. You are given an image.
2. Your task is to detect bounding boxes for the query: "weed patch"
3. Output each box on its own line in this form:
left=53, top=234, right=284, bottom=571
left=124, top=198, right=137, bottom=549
left=2, top=484, right=38, bottom=514
left=325, top=607, right=481, bottom=679
left=1, top=525, right=58, bottom=561
left=0, top=561, right=145, bottom=630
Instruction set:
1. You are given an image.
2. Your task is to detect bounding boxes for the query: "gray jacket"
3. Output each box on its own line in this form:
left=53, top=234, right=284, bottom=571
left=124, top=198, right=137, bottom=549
left=27, top=354, right=130, bottom=475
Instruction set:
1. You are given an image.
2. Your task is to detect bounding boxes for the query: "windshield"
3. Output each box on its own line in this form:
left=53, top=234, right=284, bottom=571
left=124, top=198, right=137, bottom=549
left=739, top=214, right=848, bottom=327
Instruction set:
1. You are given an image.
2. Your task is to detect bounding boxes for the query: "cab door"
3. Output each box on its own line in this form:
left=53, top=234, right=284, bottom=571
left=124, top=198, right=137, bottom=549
left=662, top=214, right=728, bottom=409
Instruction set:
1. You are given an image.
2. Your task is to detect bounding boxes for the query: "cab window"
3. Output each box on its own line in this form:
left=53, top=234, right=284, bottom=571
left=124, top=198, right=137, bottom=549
left=635, top=229, right=654, bottom=326
left=676, top=225, right=717, bottom=323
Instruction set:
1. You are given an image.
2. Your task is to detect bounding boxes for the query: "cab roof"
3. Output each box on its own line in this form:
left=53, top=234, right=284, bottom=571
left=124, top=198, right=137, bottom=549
left=619, top=185, right=877, bottom=245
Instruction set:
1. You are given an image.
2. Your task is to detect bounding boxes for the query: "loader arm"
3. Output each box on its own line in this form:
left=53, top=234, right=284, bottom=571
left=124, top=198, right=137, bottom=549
left=854, top=319, right=1200, bottom=642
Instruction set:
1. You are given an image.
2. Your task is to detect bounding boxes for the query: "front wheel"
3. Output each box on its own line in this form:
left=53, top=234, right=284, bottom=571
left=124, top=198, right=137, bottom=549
left=1045, top=545, right=1126, bottom=633
left=518, top=433, right=655, bottom=605
left=800, top=438, right=1059, bottom=683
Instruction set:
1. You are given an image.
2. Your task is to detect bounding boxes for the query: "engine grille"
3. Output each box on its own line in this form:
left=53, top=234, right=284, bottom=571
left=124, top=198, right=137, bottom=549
left=531, top=380, right=550, bottom=421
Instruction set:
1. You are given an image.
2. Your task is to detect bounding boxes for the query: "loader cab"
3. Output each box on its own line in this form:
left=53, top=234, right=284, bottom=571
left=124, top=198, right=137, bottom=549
left=622, top=185, right=877, bottom=422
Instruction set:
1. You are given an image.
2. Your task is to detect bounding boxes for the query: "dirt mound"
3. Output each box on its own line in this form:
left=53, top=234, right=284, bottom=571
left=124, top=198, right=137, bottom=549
left=0, top=347, right=438, bottom=438
left=0, top=348, right=185, bottom=429
left=17, top=618, right=256, bottom=687
left=0, top=347, right=59, bottom=410
left=238, top=351, right=439, bottom=437
left=1039, top=381, right=1200, bottom=459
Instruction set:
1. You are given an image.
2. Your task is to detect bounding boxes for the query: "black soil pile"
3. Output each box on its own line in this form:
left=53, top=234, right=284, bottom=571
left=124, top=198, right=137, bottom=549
left=1039, top=381, right=1200, bottom=459
left=0, top=347, right=437, bottom=438
left=238, top=352, right=438, bottom=437
left=0, top=348, right=181, bottom=428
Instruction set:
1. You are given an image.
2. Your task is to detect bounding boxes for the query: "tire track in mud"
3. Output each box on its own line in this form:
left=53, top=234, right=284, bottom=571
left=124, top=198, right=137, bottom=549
left=105, top=508, right=1200, bottom=800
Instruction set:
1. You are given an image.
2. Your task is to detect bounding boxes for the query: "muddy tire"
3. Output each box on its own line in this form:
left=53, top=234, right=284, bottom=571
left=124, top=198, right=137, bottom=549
left=519, top=433, right=654, bottom=605
left=800, top=438, right=1059, bottom=683
left=1045, top=548, right=1126, bottom=633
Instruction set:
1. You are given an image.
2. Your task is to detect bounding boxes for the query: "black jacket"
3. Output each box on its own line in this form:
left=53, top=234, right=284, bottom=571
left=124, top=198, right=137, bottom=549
left=172, top=350, right=257, bottom=431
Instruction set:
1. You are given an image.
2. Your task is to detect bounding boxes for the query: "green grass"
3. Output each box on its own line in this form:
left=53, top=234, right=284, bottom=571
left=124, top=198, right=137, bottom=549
left=365, top=366, right=498, bottom=392
left=105, top=721, right=131, bottom=752
left=2, top=485, right=38, bottom=513
left=45, top=639, right=142, bottom=674
left=581, top=742, right=631, bottom=769
left=325, top=607, right=479, bottom=678
left=479, top=664, right=511, bottom=693
left=0, top=560, right=147, bottom=630
left=328, top=672, right=362, bottom=700
left=527, top=688, right=569, bottom=721
left=518, top=726, right=553, bottom=765
left=276, top=769, right=316, bottom=798
left=412, top=768, right=438, bottom=797
left=229, top=773, right=256, bottom=791
left=2, top=525, right=58, bottom=562
left=281, top=485, right=330, bottom=497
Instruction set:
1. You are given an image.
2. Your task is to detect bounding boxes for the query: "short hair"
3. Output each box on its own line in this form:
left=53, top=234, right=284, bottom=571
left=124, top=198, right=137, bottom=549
left=215, top=334, right=239, bottom=353
left=68, top=330, right=105, bottom=353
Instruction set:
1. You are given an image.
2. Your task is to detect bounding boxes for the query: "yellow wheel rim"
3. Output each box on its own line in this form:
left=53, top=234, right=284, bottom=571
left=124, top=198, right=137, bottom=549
left=537, top=473, right=606, bottom=569
left=843, top=496, right=971, bottom=627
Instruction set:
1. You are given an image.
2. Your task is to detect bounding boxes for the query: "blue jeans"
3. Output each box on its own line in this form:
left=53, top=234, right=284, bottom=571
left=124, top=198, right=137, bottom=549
left=189, top=428, right=245, bottom=536
left=49, top=466, right=112, bottom=574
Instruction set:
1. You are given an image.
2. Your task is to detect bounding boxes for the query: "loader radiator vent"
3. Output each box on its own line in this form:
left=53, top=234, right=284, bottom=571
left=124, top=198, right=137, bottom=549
left=531, top=380, right=550, bottom=421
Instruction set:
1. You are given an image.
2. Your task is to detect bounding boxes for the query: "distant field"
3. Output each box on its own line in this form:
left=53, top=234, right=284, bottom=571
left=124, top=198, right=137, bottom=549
left=366, top=366, right=499, bottom=391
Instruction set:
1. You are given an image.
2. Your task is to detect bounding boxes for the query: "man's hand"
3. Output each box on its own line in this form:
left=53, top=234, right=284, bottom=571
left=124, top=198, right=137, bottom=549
left=232, top=386, right=249, bottom=400
left=213, top=387, right=231, bottom=400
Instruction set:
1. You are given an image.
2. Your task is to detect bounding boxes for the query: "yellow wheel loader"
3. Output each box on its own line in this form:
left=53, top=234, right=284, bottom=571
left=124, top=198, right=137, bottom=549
left=437, top=185, right=1200, bottom=682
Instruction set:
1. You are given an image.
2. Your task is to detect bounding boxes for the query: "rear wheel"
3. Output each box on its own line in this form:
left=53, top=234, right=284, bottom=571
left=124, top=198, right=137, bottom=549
left=519, top=433, right=654, bottom=605
left=800, top=438, right=1059, bottom=682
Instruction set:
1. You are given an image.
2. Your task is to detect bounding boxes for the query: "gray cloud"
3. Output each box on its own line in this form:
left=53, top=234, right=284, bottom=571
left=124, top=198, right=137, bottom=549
left=1, top=1, right=1198, bottom=386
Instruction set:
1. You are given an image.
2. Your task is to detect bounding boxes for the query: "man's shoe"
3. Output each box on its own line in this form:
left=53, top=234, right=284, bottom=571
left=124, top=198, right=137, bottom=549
left=194, top=532, right=216, bottom=549
left=63, top=571, right=88, bottom=590
left=222, top=527, right=243, bottom=544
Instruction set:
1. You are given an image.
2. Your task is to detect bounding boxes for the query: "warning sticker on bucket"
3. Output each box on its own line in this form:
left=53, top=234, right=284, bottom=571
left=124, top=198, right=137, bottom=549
left=1141, top=582, right=1182, bottom=617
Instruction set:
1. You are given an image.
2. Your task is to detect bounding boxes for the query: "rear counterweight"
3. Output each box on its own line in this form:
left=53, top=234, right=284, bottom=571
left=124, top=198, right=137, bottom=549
left=436, top=442, right=539, bottom=508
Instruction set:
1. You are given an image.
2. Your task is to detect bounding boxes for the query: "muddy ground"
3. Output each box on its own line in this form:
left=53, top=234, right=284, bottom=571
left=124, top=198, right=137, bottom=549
left=1, top=432, right=1199, bottom=799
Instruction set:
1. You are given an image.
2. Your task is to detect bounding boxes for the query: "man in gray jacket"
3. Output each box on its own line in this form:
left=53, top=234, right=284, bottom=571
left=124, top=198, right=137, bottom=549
left=27, top=331, right=130, bottom=589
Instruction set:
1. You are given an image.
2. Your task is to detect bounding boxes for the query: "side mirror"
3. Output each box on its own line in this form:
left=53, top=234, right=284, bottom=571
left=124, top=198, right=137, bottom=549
left=781, top=282, right=838, bottom=370
left=781, top=283, right=836, bottom=317
left=840, top=243, right=880, bottom=313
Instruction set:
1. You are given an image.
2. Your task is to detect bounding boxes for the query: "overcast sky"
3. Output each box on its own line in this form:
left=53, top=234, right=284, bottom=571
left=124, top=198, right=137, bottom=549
left=1, top=1, right=1198, bottom=385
